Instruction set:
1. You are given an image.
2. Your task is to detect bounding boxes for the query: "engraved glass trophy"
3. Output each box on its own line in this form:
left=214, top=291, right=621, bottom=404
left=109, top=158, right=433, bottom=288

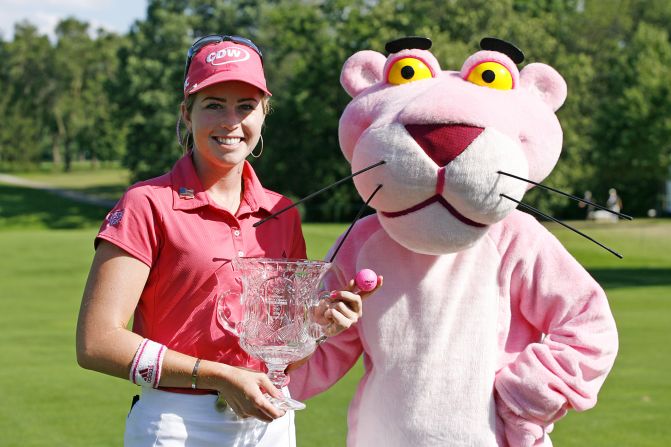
left=218, top=257, right=331, bottom=411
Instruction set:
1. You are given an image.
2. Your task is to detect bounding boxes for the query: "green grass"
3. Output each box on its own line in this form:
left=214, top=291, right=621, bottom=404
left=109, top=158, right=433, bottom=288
left=12, top=165, right=130, bottom=202
left=0, top=184, right=110, bottom=229
left=1, top=179, right=669, bottom=446
left=0, top=166, right=128, bottom=229
left=303, top=223, right=349, bottom=259
left=0, top=228, right=137, bottom=446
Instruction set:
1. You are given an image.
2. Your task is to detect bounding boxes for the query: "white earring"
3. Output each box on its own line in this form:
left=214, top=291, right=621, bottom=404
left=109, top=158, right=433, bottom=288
left=251, top=135, right=264, bottom=158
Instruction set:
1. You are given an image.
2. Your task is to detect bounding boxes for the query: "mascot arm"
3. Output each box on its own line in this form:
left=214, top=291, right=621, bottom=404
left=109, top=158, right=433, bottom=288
left=494, top=218, right=618, bottom=442
left=288, top=229, right=369, bottom=401
left=288, top=325, right=364, bottom=401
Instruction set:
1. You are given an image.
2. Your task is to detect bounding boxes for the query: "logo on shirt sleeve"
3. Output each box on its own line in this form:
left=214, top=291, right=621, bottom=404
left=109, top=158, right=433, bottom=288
left=107, top=209, right=124, bottom=227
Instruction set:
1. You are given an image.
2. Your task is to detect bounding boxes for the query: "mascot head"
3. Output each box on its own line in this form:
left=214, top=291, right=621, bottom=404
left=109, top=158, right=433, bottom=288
left=339, top=37, right=567, bottom=255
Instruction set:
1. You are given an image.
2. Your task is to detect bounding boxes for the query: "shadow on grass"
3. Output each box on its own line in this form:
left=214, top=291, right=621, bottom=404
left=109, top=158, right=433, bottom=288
left=588, top=268, right=671, bottom=290
left=0, top=184, right=110, bottom=229
left=68, top=184, right=126, bottom=202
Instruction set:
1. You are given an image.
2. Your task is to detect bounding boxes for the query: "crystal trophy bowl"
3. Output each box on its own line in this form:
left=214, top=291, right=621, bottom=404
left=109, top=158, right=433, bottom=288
left=218, top=257, right=331, bottom=411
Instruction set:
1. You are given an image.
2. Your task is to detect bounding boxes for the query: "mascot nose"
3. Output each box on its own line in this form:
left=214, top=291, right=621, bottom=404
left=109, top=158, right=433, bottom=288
left=406, top=124, right=484, bottom=167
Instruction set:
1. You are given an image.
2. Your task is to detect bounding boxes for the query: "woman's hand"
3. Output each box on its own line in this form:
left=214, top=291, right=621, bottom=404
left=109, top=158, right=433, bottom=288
left=318, top=275, right=383, bottom=337
left=286, top=274, right=382, bottom=374
left=215, top=364, right=286, bottom=422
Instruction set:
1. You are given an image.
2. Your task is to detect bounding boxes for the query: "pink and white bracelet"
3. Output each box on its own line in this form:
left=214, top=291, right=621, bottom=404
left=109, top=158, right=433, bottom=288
left=129, top=339, right=166, bottom=388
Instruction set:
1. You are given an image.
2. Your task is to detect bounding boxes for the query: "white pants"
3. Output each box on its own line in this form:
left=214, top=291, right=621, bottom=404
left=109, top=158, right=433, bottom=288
left=124, top=388, right=296, bottom=447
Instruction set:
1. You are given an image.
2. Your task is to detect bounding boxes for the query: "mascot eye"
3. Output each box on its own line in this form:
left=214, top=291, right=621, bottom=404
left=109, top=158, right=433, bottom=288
left=387, top=57, right=433, bottom=85
left=466, top=61, right=513, bottom=90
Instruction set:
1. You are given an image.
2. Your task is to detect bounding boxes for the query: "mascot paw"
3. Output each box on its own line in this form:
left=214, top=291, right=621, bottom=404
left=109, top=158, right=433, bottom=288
left=496, top=395, right=546, bottom=447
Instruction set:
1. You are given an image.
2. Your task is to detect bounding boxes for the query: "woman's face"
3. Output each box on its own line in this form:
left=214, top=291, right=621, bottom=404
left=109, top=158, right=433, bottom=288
left=183, top=81, right=265, bottom=171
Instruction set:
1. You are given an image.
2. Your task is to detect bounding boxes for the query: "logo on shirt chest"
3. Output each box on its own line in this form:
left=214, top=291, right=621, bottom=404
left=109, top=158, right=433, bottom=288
left=179, top=187, right=195, bottom=199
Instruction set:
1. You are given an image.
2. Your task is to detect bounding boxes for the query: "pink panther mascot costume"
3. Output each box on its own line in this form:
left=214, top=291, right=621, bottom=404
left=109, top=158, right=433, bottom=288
left=289, top=37, right=618, bottom=446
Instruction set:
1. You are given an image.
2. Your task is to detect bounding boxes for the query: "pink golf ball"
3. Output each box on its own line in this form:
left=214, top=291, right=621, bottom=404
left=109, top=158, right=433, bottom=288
left=355, top=269, right=378, bottom=292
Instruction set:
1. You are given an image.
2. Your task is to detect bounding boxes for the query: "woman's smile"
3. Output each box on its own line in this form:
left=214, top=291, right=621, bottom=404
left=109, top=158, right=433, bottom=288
left=213, top=136, right=244, bottom=146
left=183, top=80, right=266, bottom=172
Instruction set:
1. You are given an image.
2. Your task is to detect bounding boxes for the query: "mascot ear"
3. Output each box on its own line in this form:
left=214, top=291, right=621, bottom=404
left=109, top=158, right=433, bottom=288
left=340, top=50, right=387, bottom=98
left=519, top=63, right=567, bottom=111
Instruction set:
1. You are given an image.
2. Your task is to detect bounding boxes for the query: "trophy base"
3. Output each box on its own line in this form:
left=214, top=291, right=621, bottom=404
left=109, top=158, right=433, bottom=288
left=266, top=394, right=306, bottom=411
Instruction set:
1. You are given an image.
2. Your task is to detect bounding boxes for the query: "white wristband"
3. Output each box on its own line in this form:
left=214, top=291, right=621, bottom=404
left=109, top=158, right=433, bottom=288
left=129, top=339, right=166, bottom=388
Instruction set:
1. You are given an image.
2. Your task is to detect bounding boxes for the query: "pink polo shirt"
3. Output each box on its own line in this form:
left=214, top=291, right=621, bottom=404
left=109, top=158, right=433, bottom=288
left=96, top=153, right=307, bottom=393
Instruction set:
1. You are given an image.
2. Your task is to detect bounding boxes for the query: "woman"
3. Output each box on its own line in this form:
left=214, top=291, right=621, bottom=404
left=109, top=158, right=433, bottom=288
left=76, top=35, right=375, bottom=447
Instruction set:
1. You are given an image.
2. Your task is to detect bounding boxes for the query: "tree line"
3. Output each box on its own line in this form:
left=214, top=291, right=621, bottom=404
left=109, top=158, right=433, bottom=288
left=1, top=0, right=670, bottom=220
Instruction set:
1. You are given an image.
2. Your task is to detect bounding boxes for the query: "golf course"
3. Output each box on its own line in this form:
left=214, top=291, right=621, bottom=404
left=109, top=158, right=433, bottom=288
left=1, top=169, right=669, bottom=446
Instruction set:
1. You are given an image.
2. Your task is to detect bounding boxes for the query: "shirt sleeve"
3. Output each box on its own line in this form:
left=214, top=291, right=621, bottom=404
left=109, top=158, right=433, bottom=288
left=95, top=186, right=163, bottom=267
left=288, top=263, right=363, bottom=400
left=288, top=216, right=380, bottom=400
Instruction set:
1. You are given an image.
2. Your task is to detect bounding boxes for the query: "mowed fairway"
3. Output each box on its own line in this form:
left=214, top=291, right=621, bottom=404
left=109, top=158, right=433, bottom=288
left=1, top=182, right=669, bottom=446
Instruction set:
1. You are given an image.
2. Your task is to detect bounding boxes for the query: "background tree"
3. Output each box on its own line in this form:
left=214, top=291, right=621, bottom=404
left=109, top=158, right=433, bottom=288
left=590, top=22, right=671, bottom=215
left=0, top=36, right=9, bottom=166
left=76, top=29, right=128, bottom=167
left=115, top=0, right=194, bottom=181
left=52, top=18, right=96, bottom=171
left=1, top=22, right=53, bottom=168
left=2, top=0, right=671, bottom=219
